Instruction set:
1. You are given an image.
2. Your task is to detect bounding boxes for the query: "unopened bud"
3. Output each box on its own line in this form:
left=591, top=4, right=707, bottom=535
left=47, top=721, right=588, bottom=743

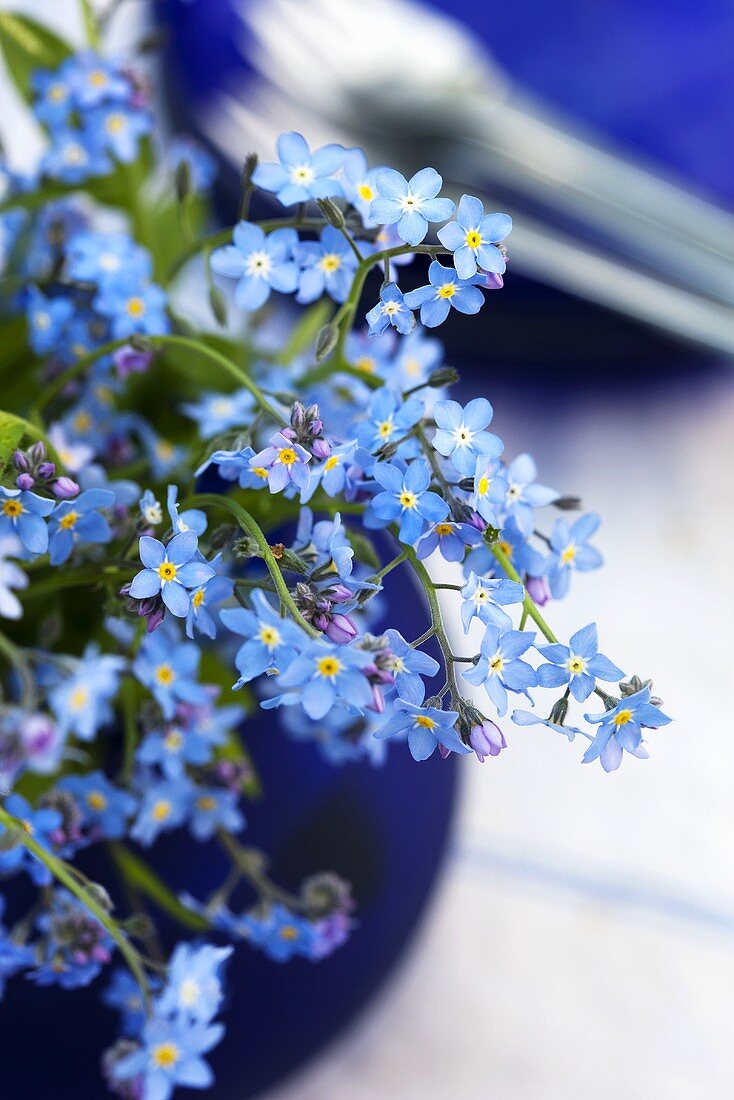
left=554, top=495, right=582, bottom=511
left=315, top=324, right=338, bottom=363
left=316, top=198, right=345, bottom=229
left=52, top=476, right=79, bottom=499
left=38, top=462, right=56, bottom=479
left=12, top=450, right=29, bottom=472
left=175, top=158, right=191, bottom=203
left=427, top=366, right=460, bottom=388
left=16, top=473, right=34, bottom=491
left=208, top=284, right=228, bottom=327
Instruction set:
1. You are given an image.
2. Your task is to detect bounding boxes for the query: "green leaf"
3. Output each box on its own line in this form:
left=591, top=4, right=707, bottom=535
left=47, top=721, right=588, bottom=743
left=79, top=0, right=100, bottom=48
left=0, top=410, right=57, bottom=477
left=0, top=12, right=73, bottom=104
left=109, top=843, right=210, bottom=932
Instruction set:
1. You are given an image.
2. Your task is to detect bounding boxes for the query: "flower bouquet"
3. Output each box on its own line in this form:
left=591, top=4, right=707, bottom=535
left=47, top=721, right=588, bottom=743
left=0, top=8, right=670, bottom=1099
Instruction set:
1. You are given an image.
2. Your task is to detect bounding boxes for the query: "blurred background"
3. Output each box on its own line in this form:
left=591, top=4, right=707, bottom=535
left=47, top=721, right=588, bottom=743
left=5, top=1, right=734, bottom=1097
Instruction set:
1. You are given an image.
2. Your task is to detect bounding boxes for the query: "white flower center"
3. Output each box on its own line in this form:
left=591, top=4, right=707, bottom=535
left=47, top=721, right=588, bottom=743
left=246, top=250, right=273, bottom=279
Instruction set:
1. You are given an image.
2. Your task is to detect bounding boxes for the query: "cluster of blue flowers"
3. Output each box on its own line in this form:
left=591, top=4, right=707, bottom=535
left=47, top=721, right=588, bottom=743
left=0, top=15, right=669, bottom=1097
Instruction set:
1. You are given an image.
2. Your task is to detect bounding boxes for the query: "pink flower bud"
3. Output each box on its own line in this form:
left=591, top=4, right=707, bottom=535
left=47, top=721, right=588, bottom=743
left=16, top=473, right=35, bottom=491
left=52, top=476, right=79, bottom=499
left=525, top=575, right=551, bottom=606
left=311, top=438, right=331, bottom=460
left=469, top=720, right=507, bottom=762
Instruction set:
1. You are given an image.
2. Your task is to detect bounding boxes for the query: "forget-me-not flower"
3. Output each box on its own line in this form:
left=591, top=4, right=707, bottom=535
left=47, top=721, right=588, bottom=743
left=252, top=131, right=345, bottom=206
left=129, top=531, right=215, bottom=618
left=370, top=459, right=449, bottom=545
left=375, top=700, right=470, bottom=762
left=437, top=195, right=511, bottom=279
left=432, top=397, right=503, bottom=476
left=404, top=260, right=485, bottom=327
left=48, top=487, right=114, bottom=565
left=536, top=622, right=624, bottom=702
left=463, top=625, right=538, bottom=716
left=546, top=513, right=603, bottom=598
left=211, top=222, right=299, bottom=311
left=583, top=685, right=670, bottom=772
left=370, top=167, right=454, bottom=246
left=366, top=282, right=415, bottom=336
left=0, top=487, right=55, bottom=556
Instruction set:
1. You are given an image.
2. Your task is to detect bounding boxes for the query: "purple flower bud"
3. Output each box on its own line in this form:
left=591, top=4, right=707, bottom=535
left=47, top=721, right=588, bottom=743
left=30, top=441, right=46, bottom=464
left=327, top=584, right=353, bottom=604
left=525, top=575, right=551, bottom=606
left=310, top=418, right=323, bottom=436
left=113, top=345, right=153, bottom=379
left=38, top=462, right=56, bottom=479
left=311, top=438, right=331, bottom=460
left=313, top=612, right=330, bottom=633
left=52, top=476, right=79, bottom=499
left=325, top=614, right=357, bottom=644
left=467, top=510, right=486, bottom=532
left=438, top=743, right=451, bottom=760
left=469, top=720, right=507, bottom=762
left=16, top=473, right=35, bottom=491
left=13, top=450, right=29, bottom=472
left=146, top=607, right=166, bottom=632
left=367, top=683, right=385, bottom=714
left=280, top=427, right=297, bottom=441
left=480, top=271, right=504, bottom=290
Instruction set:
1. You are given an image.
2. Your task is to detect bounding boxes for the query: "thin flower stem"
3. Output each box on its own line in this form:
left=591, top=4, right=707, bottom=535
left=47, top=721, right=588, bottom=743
left=32, top=335, right=286, bottom=425
left=370, top=550, right=408, bottom=583
left=0, top=804, right=152, bottom=1011
left=217, top=832, right=307, bottom=911
left=432, top=583, right=463, bottom=591
left=0, top=630, right=37, bottom=708
left=410, top=626, right=436, bottom=648
left=185, top=493, right=319, bottom=637
left=403, top=545, right=462, bottom=703
left=119, top=679, right=139, bottom=786
left=489, top=544, right=559, bottom=644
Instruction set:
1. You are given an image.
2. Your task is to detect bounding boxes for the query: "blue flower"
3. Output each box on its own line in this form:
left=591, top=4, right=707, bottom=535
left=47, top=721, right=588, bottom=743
left=196, top=445, right=269, bottom=491
left=26, top=286, right=73, bottom=354
left=460, top=571, right=525, bottom=632
left=340, top=147, right=387, bottom=226
left=511, top=709, right=583, bottom=742
left=354, top=385, right=424, bottom=454
left=156, top=942, right=232, bottom=1023
left=536, top=623, right=624, bottom=702
left=463, top=625, right=538, bottom=716
left=94, top=275, right=169, bottom=339
left=103, top=969, right=149, bottom=1036
left=375, top=700, right=470, bottom=761
left=370, top=167, right=454, bottom=246
left=371, top=459, right=449, bottom=545
left=137, top=720, right=213, bottom=779
left=416, top=519, right=482, bottom=562
left=166, top=484, right=207, bottom=538
left=139, top=489, right=163, bottom=527
left=32, top=65, right=75, bottom=126
left=392, top=327, right=443, bottom=388
left=432, top=398, right=503, bottom=477
left=41, top=127, right=111, bottom=183
left=583, top=685, right=670, bottom=772
left=465, top=515, right=547, bottom=581
left=185, top=574, right=234, bottom=641
left=66, top=230, right=151, bottom=288
left=437, top=195, right=512, bottom=279
left=242, top=903, right=317, bottom=962
left=0, top=487, right=55, bottom=556
left=252, top=131, right=345, bottom=206
left=59, top=771, right=136, bottom=839
left=130, top=779, right=194, bottom=846
left=67, top=52, right=132, bottom=107
left=0, top=793, right=61, bottom=886
left=220, top=589, right=304, bottom=688
left=189, top=787, right=245, bottom=841
left=468, top=455, right=508, bottom=525
left=366, top=282, right=415, bottom=336
left=49, top=644, right=125, bottom=741
left=503, top=453, right=559, bottom=535
left=295, top=225, right=359, bottom=304
left=272, top=640, right=373, bottom=720
left=87, top=103, right=151, bottom=163
left=547, top=513, right=603, bottom=598
left=210, top=222, right=299, bottom=311
left=182, top=389, right=255, bottom=439
left=382, top=628, right=439, bottom=705
left=302, top=439, right=358, bottom=503
left=404, top=260, right=485, bottom=328
left=249, top=431, right=311, bottom=494
left=129, top=532, right=215, bottom=618
left=48, top=487, right=114, bottom=565
left=114, top=1013, right=225, bottom=1099
left=133, top=631, right=209, bottom=718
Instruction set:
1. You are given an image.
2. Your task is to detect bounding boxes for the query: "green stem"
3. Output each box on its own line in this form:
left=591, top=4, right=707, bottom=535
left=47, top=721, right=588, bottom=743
left=0, top=805, right=151, bottom=1011
left=369, top=550, right=407, bottom=583
left=108, top=843, right=209, bottom=932
left=185, top=493, right=319, bottom=637
left=218, top=832, right=306, bottom=912
left=119, top=679, right=139, bottom=786
left=404, top=546, right=462, bottom=703
left=32, top=334, right=286, bottom=425
left=0, top=630, right=37, bottom=708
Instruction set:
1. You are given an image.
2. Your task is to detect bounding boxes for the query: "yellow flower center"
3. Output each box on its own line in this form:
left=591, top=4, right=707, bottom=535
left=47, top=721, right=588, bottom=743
left=435, top=523, right=454, bottom=536
left=152, top=1042, right=180, bottom=1069
left=155, top=664, right=175, bottom=685
left=48, top=83, right=67, bottom=103
left=437, top=283, right=456, bottom=299
left=259, top=625, right=281, bottom=648
left=2, top=500, right=23, bottom=517
left=477, top=476, right=490, bottom=495
left=356, top=356, right=376, bottom=373
left=151, top=800, right=172, bottom=822
left=465, top=229, right=482, bottom=249
left=567, top=657, right=586, bottom=674
left=156, top=441, right=174, bottom=460
left=399, top=490, right=418, bottom=509
left=58, top=510, right=79, bottom=530
left=561, top=545, right=577, bottom=564
left=70, top=686, right=89, bottom=711
left=415, top=715, right=436, bottom=729
left=489, top=655, right=504, bottom=673
left=319, top=253, right=342, bottom=273
left=280, top=925, right=299, bottom=940
left=324, top=455, right=339, bottom=471
left=474, top=588, right=488, bottom=604
left=192, top=589, right=205, bottom=608
left=64, top=143, right=86, bottom=165
left=73, top=411, right=92, bottom=433
left=126, top=296, right=146, bottom=318
left=377, top=420, right=393, bottom=438
left=164, top=729, right=183, bottom=751
left=291, top=164, right=314, bottom=184
left=317, top=656, right=342, bottom=679
left=278, top=448, right=297, bottom=466
left=358, top=182, right=375, bottom=202
left=614, top=709, right=633, bottom=727
left=196, top=796, right=217, bottom=812
left=105, top=113, right=126, bottom=134
left=87, top=791, right=107, bottom=811
left=179, top=978, right=200, bottom=1006
left=252, top=466, right=269, bottom=479
left=158, top=562, right=177, bottom=582
left=88, top=70, right=108, bottom=88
